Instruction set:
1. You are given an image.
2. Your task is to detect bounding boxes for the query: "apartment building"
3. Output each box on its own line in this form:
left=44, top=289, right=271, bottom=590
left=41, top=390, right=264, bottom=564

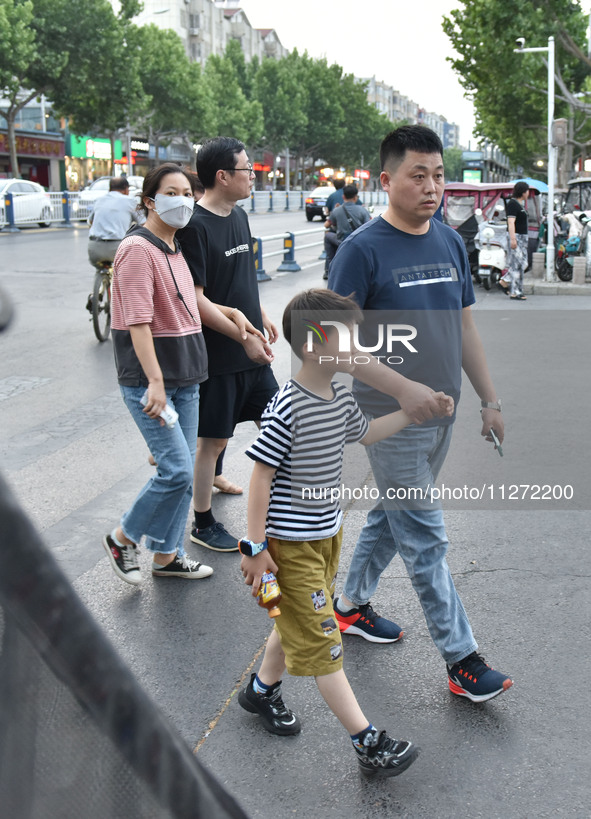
left=362, top=75, right=460, bottom=148
left=126, top=0, right=287, bottom=66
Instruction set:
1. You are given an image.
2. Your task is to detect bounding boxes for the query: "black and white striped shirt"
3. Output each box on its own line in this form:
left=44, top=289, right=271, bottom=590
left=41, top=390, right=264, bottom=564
left=246, top=380, right=369, bottom=541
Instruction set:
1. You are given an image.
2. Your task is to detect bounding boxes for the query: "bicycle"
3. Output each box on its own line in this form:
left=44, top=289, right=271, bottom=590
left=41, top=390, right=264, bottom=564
left=86, top=260, right=113, bottom=342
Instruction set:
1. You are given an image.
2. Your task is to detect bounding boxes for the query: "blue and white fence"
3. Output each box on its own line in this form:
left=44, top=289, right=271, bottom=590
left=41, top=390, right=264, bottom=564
left=237, top=189, right=388, bottom=213
left=1, top=189, right=388, bottom=231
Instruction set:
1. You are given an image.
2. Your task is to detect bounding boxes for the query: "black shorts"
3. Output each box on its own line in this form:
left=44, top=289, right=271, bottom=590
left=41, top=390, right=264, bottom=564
left=198, top=365, right=278, bottom=439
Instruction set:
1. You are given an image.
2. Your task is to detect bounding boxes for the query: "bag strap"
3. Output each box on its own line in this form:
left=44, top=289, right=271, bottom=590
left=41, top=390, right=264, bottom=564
left=342, top=203, right=360, bottom=233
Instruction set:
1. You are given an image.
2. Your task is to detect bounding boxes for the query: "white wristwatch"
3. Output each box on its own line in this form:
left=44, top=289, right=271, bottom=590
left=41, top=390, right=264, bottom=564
left=481, top=400, right=502, bottom=411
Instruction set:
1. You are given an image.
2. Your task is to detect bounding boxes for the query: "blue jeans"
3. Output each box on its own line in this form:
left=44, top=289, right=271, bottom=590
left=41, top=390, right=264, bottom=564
left=119, top=384, right=199, bottom=557
left=343, top=423, right=478, bottom=665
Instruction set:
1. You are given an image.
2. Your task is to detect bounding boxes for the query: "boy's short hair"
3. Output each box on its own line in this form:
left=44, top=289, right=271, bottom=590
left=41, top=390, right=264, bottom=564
left=283, top=288, right=363, bottom=359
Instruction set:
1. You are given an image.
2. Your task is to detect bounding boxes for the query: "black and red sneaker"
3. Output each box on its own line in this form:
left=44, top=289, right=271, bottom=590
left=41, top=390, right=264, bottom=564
left=447, top=652, right=513, bottom=702
left=102, top=533, right=141, bottom=586
left=334, top=599, right=403, bottom=643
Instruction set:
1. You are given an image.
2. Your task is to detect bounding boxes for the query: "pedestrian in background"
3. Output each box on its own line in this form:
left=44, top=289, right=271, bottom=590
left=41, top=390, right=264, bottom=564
left=87, top=177, right=140, bottom=266
left=506, top=180, right=530, bottom=301
left=323, top=184, right=371, bottom=279
left=325, top=177, right=345, bottom=213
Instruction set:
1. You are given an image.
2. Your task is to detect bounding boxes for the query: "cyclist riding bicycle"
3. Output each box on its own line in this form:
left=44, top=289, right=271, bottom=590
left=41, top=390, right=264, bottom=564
left=88, top=177, right=141, bottom=265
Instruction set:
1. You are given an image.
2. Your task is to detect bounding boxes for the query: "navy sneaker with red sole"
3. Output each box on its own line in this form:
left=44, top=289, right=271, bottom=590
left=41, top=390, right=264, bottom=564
left=447, top=652, right=513, bottom=702
left=334, top=600, right=403, bottom=643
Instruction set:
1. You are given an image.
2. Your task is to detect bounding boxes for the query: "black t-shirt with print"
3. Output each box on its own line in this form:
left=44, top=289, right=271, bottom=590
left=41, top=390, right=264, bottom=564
left=178, top=204, right=264, bottom=376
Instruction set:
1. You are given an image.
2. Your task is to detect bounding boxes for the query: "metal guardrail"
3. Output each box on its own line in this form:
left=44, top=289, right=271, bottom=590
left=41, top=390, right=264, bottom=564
left=254, top=227, right=326, bottom=281
left=1, top=188, right=388, bottom=231
left=238, top=189, right=388, bottom=213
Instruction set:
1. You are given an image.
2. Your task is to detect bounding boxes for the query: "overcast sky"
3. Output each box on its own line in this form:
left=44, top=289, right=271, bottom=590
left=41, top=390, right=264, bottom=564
left=238, top=0, right=477, bottom=145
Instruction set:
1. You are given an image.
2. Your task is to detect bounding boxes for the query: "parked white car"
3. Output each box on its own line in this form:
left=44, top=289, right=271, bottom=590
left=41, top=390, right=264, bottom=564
left=78, top=176, right=143, bottom=208
left=0, top=178, right=53, bottom=227
left=72, top=175, right=144, bottom=221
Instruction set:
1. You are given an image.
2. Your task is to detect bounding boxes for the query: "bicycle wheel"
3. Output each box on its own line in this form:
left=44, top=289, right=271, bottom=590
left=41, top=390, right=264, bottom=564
left=92, top=270, right=112, bottom=341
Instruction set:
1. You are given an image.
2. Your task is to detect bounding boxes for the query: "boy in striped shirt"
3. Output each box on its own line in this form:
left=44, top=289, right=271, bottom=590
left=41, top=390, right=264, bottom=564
left=237, top=289, right=453, bottom=778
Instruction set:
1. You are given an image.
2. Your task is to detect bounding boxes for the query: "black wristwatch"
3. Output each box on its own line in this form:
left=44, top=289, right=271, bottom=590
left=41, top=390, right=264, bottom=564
left=238, top=538, right=268, bottom=557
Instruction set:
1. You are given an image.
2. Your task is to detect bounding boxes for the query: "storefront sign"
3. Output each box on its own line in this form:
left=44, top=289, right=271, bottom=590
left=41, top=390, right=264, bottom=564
left=0, top=132, right=64, bottom=158
left=68, top=134, right=122, bottom=160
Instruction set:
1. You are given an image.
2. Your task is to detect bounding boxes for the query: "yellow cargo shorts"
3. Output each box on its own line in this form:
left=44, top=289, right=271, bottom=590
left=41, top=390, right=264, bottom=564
left=268, top=529, right=344, bottom=677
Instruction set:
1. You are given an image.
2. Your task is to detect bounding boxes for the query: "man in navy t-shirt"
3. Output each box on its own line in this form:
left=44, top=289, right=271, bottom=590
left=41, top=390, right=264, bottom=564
left=328, top=125, right=513, bottom=704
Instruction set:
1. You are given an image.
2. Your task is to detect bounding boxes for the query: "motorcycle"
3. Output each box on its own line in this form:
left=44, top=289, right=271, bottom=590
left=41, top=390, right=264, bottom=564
left=474, top=218, right=508, bottom=290
left=554, top=211, right=591, bottom=282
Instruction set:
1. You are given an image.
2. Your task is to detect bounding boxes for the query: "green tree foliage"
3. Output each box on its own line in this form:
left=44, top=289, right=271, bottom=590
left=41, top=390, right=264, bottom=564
left=0, top=0, right=35, bottom=174
left=443, top=147, right=464, bottom=182
left=255, top=55, right=308, bottom=154
left=442, top=0, right=590, bottom=170
left=49, top=1, right=147, bottom=154
left=291, top=53, right=345, bottom=164
left=323, top=73, right=394, bottom=173
left=0, top=0, right=145, bottom=175
left=1, top=3, right=420, bottom=184
left=129, top=24, right=215, bottom=162
left=204, top=44, right=264, bottom=146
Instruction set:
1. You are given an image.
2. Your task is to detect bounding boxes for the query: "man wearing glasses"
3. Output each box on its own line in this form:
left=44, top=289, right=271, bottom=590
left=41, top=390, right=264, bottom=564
left=178, top=137, right=279, bottom=553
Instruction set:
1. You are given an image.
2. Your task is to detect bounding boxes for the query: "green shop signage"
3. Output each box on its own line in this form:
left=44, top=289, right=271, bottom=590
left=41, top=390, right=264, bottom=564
left=68, top=135, right=123, bottom=160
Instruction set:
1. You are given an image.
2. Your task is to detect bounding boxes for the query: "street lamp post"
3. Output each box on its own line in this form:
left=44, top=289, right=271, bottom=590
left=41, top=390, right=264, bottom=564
left=514, top=36, right=556, bottom=282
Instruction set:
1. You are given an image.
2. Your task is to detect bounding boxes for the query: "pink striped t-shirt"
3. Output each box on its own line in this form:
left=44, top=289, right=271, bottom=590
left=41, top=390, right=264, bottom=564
left=111, top=235, right=201, bottom=337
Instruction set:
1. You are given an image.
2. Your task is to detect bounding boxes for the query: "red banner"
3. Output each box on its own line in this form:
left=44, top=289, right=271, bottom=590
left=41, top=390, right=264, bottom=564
left=0, top=132, right=65, bottom=159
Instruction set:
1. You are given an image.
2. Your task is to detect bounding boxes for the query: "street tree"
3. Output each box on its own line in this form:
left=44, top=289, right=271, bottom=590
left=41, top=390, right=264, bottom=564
left=323, top=72, right=394, bottom=175
left=129, top=24, right=216, bottom=165
left=50, top=0, right=147, bottom=173
left=255, top=55, right=308, bottom=185
left=288, top=52, right=344, bottom=184
left=442, top=0, right=589, bottom=172
left=443, top=147, right=464, bottom=182
left=0, top=0, right=36, bottom=176
left=204, top=45, right=264, bottom=146
left=183, top=61, right=219, bottom=168
left=0, top=0, right=144, bottom=177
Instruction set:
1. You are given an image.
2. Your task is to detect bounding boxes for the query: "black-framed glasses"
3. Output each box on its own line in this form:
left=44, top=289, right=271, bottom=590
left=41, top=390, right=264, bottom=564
left=221, top=164, right=255, bottom=174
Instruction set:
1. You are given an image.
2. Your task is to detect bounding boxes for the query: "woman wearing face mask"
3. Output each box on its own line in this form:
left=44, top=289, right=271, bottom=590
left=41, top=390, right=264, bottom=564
left=103, top=164, right=224, bottom=585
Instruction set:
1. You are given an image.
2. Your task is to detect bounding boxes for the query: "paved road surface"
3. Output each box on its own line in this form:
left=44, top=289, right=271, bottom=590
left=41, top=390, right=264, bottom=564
left=1, top=224, right=590, bottom=817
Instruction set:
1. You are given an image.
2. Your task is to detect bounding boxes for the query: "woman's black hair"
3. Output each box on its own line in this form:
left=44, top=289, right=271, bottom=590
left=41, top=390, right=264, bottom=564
left=512, top=181, right=530, bottom=198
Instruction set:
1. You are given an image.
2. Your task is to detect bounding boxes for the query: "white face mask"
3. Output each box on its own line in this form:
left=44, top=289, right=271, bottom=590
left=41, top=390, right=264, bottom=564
left=151, top=193, right=194, bottom=229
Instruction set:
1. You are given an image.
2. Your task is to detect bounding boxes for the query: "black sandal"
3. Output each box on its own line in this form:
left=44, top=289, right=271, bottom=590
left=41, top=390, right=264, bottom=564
left=510, top=294, right=527, bottom=300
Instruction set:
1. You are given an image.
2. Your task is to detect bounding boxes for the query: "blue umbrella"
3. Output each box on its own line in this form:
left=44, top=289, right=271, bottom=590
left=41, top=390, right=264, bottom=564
left=509, top=177, right=548, bottom=193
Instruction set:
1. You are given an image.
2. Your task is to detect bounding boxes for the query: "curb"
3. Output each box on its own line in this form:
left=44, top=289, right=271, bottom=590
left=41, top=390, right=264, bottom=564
left=523, top=278, right=591, bottom=296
